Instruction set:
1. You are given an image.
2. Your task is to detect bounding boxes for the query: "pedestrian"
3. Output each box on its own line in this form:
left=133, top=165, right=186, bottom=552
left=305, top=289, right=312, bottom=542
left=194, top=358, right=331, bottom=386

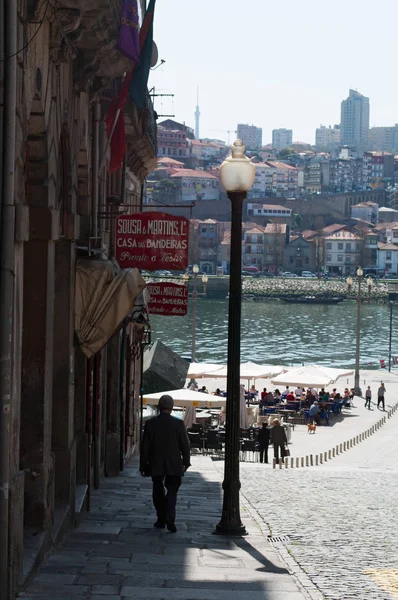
left=377, top=382, right=386, bottom=410
left=365, top=385, right=372, bottom=409
left=256, top=422, right=270, bottom=463
left=140, top=394, right=191, bottom=533
left=270, top=419, right=287, bottom=462
left=309, top=400, right=321, bottom=424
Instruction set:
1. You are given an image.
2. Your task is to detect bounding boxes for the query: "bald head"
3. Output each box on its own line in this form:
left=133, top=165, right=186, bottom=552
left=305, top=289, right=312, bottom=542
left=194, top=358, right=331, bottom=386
left=158, top=394, right=174, bottom=413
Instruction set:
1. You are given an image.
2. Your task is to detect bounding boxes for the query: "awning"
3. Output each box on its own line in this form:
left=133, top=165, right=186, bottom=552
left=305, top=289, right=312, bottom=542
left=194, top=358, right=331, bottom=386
left=75, top=258, right=147, bottom=358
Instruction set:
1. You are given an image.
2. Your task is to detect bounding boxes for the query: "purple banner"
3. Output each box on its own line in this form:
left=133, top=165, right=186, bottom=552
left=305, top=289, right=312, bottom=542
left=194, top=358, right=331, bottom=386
left=117, top=0, right=140, bottom=63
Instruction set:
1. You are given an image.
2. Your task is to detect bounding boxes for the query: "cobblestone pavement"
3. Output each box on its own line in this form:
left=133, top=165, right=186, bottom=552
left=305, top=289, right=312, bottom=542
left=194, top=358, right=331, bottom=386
left=239, top=409, right=398, bottom=600
left=21, top=456, right=309, bottom=600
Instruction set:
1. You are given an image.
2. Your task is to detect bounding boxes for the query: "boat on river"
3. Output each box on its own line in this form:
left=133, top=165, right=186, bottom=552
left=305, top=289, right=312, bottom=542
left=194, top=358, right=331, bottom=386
left=281, top=296, right=344, bottom=305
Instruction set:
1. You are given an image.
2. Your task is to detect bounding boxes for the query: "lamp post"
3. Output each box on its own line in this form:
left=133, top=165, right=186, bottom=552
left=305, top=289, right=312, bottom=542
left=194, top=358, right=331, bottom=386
left=389, top=300, right=393, bottom=372
left=183, top=266, right=208, bottom=363
left=215, top=140, right=255, bottom=536
left=347, top=268, right=373, bottom=395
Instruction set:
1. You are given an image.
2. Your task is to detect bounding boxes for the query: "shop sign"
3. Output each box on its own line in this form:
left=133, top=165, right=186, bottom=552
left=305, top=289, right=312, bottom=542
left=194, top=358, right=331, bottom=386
left=147, top=282, right=188, bottom=316
left=115, top=212, right=189, bottom=271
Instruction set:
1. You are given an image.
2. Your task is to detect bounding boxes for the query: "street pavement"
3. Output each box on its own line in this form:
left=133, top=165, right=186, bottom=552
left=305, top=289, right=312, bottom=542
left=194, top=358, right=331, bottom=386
left=238, top=407, right=398, bottom=600
left=21, top=456, right=310, bottom=600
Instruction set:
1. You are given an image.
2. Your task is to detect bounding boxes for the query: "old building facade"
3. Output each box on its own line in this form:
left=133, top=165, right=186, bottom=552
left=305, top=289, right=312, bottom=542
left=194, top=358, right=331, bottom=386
left=0, top=1, right=157, bottom=598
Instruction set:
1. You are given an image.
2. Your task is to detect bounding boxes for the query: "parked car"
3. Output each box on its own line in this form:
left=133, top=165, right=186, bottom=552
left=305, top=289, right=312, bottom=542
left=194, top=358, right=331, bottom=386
left=282, top=272, right=298, bottom=277
left=261, top=271, right=275, bottom=278
left=301, top=271, right=316, bottom=277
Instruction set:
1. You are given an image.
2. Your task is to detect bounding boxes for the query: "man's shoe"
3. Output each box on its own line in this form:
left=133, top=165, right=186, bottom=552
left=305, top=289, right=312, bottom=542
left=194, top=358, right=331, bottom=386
left=154, top=520, right=165, bottom=529
left=165, top=519, right=177, bottom=533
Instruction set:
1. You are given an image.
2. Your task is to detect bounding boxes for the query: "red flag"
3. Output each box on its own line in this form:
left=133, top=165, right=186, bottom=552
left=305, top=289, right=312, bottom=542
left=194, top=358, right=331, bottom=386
left=106, top=1, right=156, bottom=173
left=380, top=359, right=386, bottom=368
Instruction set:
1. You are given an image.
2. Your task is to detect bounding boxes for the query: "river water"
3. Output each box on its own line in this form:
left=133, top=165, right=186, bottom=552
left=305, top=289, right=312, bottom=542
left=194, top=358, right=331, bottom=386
left=150, top=299, right=398, bottom=370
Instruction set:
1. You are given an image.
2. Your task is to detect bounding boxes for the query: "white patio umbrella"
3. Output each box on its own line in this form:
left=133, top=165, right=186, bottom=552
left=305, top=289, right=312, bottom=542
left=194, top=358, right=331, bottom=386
left=240, top=384, right=249, bottom=429
left=271, top=365, right=354, bottom=388
left=187, top=363, right=224, bottom=378
left=183, top=405, right=196, bottom=428
left=143, top=388, right=226, bottom=408
left=202, top=361, right=285, bottom=383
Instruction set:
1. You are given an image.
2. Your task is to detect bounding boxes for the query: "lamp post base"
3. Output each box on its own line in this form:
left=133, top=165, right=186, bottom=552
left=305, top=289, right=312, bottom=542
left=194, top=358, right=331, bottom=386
left=353, top=386, right=362, bottom=397
left=214, top=522, right=247, bottom=537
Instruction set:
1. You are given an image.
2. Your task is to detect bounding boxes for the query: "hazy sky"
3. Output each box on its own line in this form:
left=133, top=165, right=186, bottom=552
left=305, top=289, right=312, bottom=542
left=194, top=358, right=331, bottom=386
left=149, top=0, right=398, bottom=145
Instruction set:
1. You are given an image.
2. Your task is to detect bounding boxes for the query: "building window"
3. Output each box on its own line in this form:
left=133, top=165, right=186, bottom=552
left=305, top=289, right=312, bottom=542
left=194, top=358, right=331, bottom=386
left=338, top=243, right=343, bottom=250
left=338, top=255, right=343, bottom=262
left=346, top=243, right=351, bottom=251
left=387, top=252, right=392, bottom=260
left=326, top=242, right=332, bottom=249
left=326, top=254, right=332, bottom=261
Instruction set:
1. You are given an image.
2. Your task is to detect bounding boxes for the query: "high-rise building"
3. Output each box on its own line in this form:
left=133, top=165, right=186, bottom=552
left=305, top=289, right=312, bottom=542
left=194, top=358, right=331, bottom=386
left=368, top=126, right=398, bottom=152
left=272, top=128, right=293, bottom=150
left=340, top=89, right=369, bottom=150
left=236, top=123, right=262, bottom=150
left=315, top=125, right=340, bottom=149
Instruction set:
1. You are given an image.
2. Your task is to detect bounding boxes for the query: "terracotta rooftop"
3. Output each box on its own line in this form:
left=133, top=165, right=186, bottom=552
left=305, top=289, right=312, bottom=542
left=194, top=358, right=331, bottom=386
left=378, top=242, right=398, bottom=250
left=264, top=223, right=287, bottom=234
left=302, top=229, right=318, bottom=239
left=321, top=223, right=347, bottom=234
left=169, top=169, right=218, bottom=179
left=266, top=161, right=297, bottom=170
left=157, top=157, right=185, bottom=166
left=245, top=226, right=265, bottom=235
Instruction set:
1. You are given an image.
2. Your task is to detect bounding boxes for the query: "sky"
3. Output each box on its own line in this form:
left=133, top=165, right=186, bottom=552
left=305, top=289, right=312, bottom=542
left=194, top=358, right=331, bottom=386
left=148, top=0, right=398, bottom=146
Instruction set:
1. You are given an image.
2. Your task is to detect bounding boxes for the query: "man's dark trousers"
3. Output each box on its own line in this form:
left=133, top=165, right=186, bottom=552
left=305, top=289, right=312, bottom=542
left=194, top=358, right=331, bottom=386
left=378, top=395, right=385, bottom=410
left=152, top=475, right=181, bottom=524
left=259, top=445, right=268, bottom=463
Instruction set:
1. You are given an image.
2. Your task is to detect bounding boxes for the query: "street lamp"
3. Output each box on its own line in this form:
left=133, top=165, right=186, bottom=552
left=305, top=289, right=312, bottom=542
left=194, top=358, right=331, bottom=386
left=184, top=266, right=208, bottom=363
left=215, top=140, right=255, bottom=536
left=346, top=267, right=372, bottom=395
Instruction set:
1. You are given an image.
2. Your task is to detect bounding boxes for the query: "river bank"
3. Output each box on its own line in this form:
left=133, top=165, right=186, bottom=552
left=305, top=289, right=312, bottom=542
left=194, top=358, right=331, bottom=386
left=242, top=277, right=389, bottom=301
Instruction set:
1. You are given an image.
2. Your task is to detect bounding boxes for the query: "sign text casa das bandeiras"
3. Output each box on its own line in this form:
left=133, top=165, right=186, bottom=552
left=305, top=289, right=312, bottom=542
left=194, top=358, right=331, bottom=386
left=147, top=282, right=188, bottom=316
left=116, top=212, right=189, bottom=271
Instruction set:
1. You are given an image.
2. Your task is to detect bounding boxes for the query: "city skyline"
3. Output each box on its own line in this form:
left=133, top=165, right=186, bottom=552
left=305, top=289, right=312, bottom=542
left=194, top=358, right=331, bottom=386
left=151, top=0, right=398, bottom=145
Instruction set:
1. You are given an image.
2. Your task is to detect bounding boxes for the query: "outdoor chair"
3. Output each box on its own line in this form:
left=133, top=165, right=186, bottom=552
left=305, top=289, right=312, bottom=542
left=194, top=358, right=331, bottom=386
left=203, top=431, right=223, bottom=456
left=240, top=439, right=258, bottom=462
left=188, top=432, right=204, bottom=453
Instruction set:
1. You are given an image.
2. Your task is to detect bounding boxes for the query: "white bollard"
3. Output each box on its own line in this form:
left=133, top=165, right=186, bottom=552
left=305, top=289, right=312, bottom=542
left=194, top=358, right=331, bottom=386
left=301, top=457, right=304, bottom=467
left=328, top=450, right=332, bottom=459
left=285, top=458, right=288, bottom=469
left=332, top=448, right=335, bottom=457
left=279, top=459, right=283, bottom=469
left=290, top=457, right=294, bottom=469
left=273, top=458, right=276, bottom=469
left=324, top=452, right=327, bottom=462
left=315, top=455, right=319, bottom=466
left=310, top=454, right=313, bottom=466
left=343, top=442, right=346, bottom=451
left=320, top=453, right=323, bottom=464
left=296, top=457, right=299, bottom=468
left=336, top=445, right=339, bottom=455
left=305, top=456, right=309, bottom=467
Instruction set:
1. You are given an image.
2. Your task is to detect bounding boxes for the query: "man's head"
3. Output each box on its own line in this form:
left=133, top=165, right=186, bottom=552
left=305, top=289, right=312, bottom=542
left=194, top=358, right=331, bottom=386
left=158, top=394, right=174, bottom=413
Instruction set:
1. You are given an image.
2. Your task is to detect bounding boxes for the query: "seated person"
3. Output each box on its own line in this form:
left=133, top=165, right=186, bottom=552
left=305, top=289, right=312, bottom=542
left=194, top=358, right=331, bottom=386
left=294, top=386, right=302, bottom=397
left=200, top=385, right=208, bottom=394
left=249, top=384, right=258, bottom=399
left=308, top=400, right=321, bottom=424
left=330, top=388, right=337, bottom=399
left=286, top=390, right=296, bottom=403
left=321, top=388, right=330, bottom=403
left=281, top=386, right=290, bottom=400
left=273, top=389, right=281, bottom=403
left=260, top=388, right=268, bottom=402
left=213, top=388, right=223, bottom=396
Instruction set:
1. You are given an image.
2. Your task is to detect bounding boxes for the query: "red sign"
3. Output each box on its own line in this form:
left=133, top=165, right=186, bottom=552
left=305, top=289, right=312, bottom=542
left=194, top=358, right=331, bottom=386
left=147, top=282, right=188, bottom=316
left=115, top=212, right=189, bottom=271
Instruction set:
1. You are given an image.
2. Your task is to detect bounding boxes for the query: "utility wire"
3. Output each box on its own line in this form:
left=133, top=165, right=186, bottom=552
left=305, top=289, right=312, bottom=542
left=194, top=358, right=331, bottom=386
left=0, top=0, right=51, bottom=62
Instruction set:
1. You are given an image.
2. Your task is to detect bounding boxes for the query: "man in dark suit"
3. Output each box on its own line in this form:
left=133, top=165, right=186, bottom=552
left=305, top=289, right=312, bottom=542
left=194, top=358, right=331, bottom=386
left=140, top=394, right=191, bottom=533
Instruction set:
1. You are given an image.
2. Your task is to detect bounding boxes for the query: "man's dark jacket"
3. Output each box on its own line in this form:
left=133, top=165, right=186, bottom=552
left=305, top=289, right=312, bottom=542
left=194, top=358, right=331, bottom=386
left=140, top=412, right=191, bottom=477
left=256, top=426, right=270, bottom=447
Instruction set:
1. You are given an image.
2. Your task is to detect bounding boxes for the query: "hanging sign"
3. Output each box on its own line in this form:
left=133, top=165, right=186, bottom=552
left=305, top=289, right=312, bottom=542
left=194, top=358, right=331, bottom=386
left=116, top=212, right=189, bottom=271
left=147, top=282, right=188, bottom=316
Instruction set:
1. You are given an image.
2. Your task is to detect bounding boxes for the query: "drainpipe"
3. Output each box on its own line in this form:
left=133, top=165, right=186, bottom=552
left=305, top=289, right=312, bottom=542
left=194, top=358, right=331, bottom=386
left=0, top=1, right=17, bottom=597
left=91, top=99, right=100, bottom=238
left=119, top=324, right=126, bottom=471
